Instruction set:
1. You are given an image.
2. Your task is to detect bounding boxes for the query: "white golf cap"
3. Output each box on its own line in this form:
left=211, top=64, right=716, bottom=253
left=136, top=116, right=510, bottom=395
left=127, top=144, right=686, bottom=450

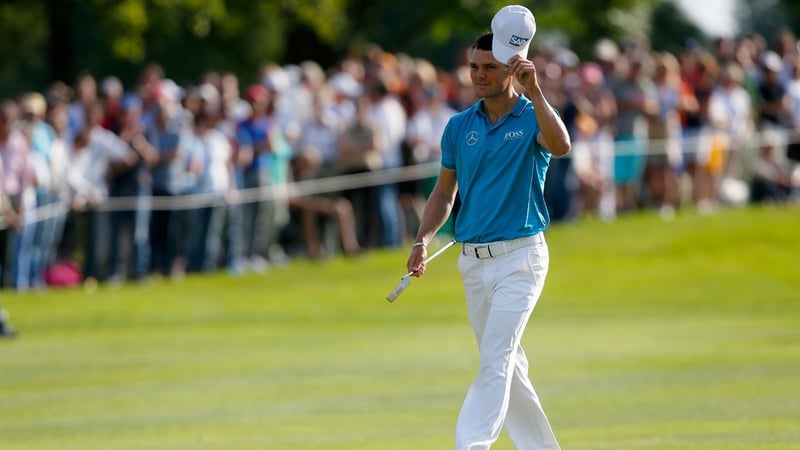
left=491, top=5, right=536, bottom=64
left=761, top=50, right=783, bottom=73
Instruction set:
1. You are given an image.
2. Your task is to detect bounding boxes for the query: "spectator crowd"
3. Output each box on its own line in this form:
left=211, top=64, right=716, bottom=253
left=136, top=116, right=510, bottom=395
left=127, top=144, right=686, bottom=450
left=1, top=31, right=800, bottom=293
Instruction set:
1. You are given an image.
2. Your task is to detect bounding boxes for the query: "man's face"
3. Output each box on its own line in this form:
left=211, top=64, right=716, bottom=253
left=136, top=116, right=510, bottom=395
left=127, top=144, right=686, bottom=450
left=469, top=48, right=511, bottom=99
left=0, top=106, right=16, bottom=134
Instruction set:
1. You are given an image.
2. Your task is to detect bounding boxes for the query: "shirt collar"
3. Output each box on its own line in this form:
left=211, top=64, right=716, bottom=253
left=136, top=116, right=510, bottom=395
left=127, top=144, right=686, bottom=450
left=473, top=94, right=530, bottom=120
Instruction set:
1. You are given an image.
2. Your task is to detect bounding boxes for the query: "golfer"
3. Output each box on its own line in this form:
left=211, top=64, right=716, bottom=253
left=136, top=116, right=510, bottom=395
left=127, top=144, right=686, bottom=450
left=406, top=5, right=569, bottom=449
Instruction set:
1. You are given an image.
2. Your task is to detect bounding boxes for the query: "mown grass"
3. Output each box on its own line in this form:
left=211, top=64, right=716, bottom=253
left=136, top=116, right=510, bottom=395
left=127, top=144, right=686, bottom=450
left=1, top=205, right=798, bottom=449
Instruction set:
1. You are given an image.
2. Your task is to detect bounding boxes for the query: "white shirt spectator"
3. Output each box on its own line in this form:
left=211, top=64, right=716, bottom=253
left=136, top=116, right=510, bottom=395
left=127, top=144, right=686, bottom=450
left=194, top=128, right=232, bottom=195
left=297, top=104, right=341, bottom=168
left=406, top=100, right=456, bottom=163
left=707, top=82, right=753, bottom=146
left=370, top=91, right=407, bottom=169
left=0, top=129, right=30, bottom=199
left=67, top=127, right=129, bottom=203
left=788, top=69, right=800, bottom=130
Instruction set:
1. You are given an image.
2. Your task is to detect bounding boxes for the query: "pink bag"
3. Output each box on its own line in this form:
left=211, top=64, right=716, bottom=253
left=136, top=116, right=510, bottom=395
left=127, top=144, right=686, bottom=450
left=44, top=260, right=83, bottom=287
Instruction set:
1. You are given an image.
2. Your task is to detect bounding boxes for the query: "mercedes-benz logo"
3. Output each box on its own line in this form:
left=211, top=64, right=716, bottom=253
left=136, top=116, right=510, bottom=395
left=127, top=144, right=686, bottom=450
left=466, top=131, right=479, bottom=146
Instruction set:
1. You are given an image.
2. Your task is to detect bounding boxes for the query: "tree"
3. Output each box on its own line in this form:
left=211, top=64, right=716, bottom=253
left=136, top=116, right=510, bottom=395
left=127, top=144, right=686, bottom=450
left=28, top=0, right=352, bottom=91
left=0, top=2, right=49, bottom=97
left=736, top=0, right=800, bottom=45
left=347, top=0, right=658, bottom=69
left=650, top=0, right=709, bottom=55
left=521, top=0, right=657, bottom=58
left=0, top=0, right=683, bottom=97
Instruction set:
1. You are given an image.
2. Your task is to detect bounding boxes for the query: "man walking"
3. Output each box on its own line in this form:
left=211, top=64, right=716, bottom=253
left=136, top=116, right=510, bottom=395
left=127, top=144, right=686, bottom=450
left=406, top=6, right=570, bottom=449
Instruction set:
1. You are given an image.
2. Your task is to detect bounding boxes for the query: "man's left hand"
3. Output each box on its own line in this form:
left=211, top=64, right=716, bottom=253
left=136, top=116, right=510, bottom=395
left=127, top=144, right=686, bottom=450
left=508, top=55, right=538, bottom=91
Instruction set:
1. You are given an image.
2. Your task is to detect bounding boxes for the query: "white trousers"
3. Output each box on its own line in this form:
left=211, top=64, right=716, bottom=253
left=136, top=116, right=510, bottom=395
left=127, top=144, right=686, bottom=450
left=455, top=234, right=560, bottom=450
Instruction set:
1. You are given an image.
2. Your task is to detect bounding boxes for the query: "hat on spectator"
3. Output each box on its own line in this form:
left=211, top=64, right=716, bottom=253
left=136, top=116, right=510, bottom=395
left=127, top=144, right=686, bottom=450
left=554, top=48, right=580, bottom=69
left=199, top=83, right=221, bottom=105
left=579, top=63, right=604, bottom=85
left=101, top=76, right=124, bottom=99
left=45, top=81, right=74, bottom=106
left=158, top=79, right=184, bottom=103
left=491, top=5, right=536, bottom=64
left=245, top=84, right=269, bottom=103
left=761, top=50, right=783, bottom=73
left=261, top=66, right=290, bottom=93
left=329, top=72, right=362, bottom=98
left=594, top=38, right=619, bottom=62
left=20, top=92, right=47, bottom=117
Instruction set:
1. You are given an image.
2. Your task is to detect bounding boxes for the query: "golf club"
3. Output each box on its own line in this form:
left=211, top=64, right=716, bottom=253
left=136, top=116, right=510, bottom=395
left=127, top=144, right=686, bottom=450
left=386, top=239, right=457, bottom=303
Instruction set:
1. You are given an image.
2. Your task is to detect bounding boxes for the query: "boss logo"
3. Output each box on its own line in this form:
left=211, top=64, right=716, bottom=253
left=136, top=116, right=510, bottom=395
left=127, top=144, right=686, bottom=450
left=509, top=35, right=529, bottom=47
left=504, top=130, right=524, bottom=140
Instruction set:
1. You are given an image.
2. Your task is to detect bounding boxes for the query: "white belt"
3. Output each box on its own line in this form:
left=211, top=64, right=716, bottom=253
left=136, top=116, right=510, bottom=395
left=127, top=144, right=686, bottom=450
left=461, top=233, right=544, bottom=259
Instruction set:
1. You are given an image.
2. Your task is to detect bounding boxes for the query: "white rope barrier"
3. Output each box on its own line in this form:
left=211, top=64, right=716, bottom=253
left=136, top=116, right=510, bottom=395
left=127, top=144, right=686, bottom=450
left=0, top=161, right=441, bottom=229
left=1, top=129, right=797, bottom=230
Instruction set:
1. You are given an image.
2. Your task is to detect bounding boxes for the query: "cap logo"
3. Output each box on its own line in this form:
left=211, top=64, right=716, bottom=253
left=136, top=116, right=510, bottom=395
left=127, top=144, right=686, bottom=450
left=509, top=34, right=529, bottom=47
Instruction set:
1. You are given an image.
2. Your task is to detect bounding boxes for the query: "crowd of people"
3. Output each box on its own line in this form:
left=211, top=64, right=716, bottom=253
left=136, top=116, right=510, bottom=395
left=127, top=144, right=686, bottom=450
left=1, top=31, right=800, bottom=294
left=552, top=31, right=800, bottom=222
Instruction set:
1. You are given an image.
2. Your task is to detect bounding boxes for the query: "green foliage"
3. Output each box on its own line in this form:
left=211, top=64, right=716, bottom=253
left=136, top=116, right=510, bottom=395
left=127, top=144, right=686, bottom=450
left=0, top=206, right=799, bottom=449
left=346, top=0, right=659, bottom=69
left=108, top=0, right=149, bottom=61
left=2, top=0, right=800, bottom=95
left=782, top=0, right=800, bottom=29
left=523, top=0, right=651, bottom=56
left=737, top=0, right=800, bottom=42
left=650, top=0, right=709, bottom=54
left=288, top=0, right=349, bottom=44
left=0, top=3, right=48, bottom=97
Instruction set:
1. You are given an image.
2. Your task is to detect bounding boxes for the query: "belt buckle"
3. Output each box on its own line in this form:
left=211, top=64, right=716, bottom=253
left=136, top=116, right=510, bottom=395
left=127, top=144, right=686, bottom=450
left=474, top=245, right=492, bottom=259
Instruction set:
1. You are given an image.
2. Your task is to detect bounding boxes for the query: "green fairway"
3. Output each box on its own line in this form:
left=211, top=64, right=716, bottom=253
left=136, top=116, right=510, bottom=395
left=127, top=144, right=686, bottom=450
left=1, top=205, right=799, bottom=449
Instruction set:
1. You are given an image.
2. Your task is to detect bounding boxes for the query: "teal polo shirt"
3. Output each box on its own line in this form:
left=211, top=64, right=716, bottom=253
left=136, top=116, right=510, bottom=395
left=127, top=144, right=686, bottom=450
left=441, top=95, right=552, bottom=244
